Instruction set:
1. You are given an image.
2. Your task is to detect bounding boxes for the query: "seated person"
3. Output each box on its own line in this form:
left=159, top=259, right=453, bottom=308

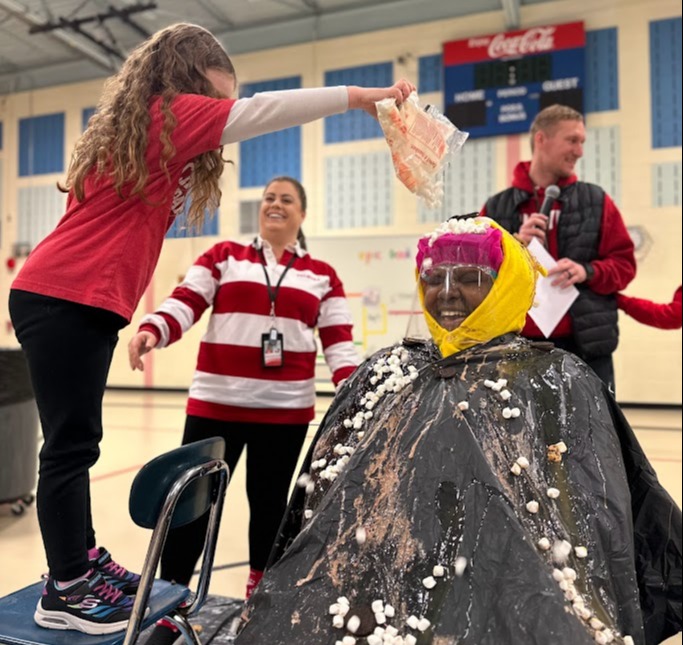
left=233, top=216, right=682, bottom=645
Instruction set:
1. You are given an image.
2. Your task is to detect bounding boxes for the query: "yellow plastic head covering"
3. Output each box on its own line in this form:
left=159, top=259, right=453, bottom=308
left=417, top=216, right=545, bottom=358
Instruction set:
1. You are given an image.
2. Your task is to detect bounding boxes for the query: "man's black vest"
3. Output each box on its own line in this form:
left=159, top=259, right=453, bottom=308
left=485, top=181, right=618, bottom=360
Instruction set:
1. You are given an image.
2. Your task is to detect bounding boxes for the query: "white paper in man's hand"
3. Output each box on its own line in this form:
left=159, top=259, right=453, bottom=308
left=526, top=238, right=579, bottom=338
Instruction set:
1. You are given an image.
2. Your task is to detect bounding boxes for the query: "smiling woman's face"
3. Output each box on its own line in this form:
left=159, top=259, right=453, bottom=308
left=259, top=180, right=306, bottom=244
left=421, top=264, right=494, bottom=331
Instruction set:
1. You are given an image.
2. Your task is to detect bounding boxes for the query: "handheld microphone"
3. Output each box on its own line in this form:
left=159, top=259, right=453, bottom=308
left=539, top=184, right=561, bottom=216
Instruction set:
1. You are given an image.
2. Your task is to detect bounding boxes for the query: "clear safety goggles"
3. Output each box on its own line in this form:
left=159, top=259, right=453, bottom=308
left=419, top=263, right=496, bottom=291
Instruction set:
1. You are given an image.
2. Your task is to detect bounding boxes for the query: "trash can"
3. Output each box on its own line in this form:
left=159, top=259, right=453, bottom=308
left=0, top=348, right=39, bottom=515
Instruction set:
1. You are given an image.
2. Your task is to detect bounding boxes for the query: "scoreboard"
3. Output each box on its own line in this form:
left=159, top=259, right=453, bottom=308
left=444, top=22, right=586, bottom=139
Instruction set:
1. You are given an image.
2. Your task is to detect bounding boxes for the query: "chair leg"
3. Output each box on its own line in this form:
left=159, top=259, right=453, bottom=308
left=166, top=612, right=202, bottom=645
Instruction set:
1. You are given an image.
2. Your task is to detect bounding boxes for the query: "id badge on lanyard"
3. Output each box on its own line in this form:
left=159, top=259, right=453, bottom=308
left=260, top=249, right=296, bottom=369
left=262, top=327, right=284, bottom=368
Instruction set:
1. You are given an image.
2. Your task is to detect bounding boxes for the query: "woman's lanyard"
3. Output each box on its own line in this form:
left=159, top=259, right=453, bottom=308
left=260, top=249, right=297, bottom=368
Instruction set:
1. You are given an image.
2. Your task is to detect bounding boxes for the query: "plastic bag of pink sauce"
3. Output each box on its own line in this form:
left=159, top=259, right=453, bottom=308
left=376, top=91, right=468, bottom=209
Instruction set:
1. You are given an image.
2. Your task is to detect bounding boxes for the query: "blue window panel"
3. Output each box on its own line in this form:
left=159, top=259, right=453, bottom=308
left=166, top=198, right=219, bottom=239
left=585, top=28, right=619, bottom=113
left=325, top=63, right=392, bottom=143
left=419, top=54, right=442, bottom=93
left=19, top=112, right=65, bottom=176
left=239, top=76, right=301, bottom=188
left=650, top=17, right=682, bottom=148
left=82, top=107, right=96, bottom=132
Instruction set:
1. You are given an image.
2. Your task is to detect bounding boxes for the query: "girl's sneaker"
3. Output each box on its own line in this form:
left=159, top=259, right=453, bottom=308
left=34, top=571, right=134, bottom=634
left=90, top=547, right=141, bottom=595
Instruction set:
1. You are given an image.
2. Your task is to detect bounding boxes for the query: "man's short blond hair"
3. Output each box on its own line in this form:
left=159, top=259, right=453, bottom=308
left=530, top=104, right=584, bottom=151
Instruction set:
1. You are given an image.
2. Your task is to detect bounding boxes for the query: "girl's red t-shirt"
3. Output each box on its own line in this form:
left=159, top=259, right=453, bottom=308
left=12, top=93, right=234, bottom=322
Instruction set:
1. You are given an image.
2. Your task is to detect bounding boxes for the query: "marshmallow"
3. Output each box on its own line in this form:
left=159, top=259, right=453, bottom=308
left=454, top=556, right=468, bottom=576
left=296, top=473, right=311, bottom=488
left=346, top=615, right=360, bottom=634
left=575, top=546, right=588, bottom=559
left=417, top=617, right=431, bottom=632
left=537, top=537, right=551, bottom=551
left=516, top=456, right=530, bottom=469
left=422, top=576, right=437, bottom=589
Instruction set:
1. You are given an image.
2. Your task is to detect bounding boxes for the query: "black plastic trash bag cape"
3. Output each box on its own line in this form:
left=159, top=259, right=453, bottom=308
left=234, top=335, right=681, bottom=645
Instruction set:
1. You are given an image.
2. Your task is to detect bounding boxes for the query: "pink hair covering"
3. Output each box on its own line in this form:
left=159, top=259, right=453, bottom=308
left=416, top=228, right=504, bottom=274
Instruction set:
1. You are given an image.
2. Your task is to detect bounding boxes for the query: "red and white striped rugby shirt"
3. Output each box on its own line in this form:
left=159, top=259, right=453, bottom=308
left=138, top=237, right=360, bottom=424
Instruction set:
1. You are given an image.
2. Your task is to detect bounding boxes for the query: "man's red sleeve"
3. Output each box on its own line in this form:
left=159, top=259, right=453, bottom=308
left=590, top=194, right=636, bottom=295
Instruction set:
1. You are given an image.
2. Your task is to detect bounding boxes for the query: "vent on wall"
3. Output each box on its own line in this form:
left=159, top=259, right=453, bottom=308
left=239, top=200, right=261, bottom=236
left=576, top=125, right=621, bottom=203
left=325, top=152, right=393, bottom=229
left=419, top=138, right=496, bottom=222
left=652, top=161, right=682, bottom=207
left=17, top=185, right=67, bottom=248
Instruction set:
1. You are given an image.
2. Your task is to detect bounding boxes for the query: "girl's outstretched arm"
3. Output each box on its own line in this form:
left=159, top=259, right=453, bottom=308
left=220, top=79, right=416, bottom=144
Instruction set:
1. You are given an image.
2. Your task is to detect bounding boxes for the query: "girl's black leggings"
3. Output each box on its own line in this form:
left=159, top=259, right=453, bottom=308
left=9, top=289, right=125, bottom=580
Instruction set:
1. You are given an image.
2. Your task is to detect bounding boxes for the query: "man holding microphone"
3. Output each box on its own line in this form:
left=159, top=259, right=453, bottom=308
left=481, top=104, right=635, bottom=392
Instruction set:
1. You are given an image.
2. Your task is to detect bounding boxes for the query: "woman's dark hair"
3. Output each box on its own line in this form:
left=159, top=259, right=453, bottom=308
left=297, top=228, right=308, bottom=251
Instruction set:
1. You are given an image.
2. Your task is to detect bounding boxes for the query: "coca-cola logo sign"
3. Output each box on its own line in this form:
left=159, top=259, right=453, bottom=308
left=445, top=22, right=584, bottom=65
left=487, top=27, right=556, bottom=58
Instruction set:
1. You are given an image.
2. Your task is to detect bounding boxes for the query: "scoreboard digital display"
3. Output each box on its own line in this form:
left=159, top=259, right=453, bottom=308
left=444, top=22, right=585, bottom=139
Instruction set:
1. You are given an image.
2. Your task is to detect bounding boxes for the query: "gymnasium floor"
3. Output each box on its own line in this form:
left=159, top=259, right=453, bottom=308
left=0, top=390, right=681, bottom=644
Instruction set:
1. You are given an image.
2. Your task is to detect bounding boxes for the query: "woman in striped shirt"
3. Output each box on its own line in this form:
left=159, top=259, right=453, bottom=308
left=128, top=176, right=360, bottom=629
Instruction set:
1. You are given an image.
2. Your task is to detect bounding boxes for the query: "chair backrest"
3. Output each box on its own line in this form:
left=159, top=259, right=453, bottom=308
left=122, top=437, right=229, bottom=645
left=129, top=437, right=225, bottom=530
